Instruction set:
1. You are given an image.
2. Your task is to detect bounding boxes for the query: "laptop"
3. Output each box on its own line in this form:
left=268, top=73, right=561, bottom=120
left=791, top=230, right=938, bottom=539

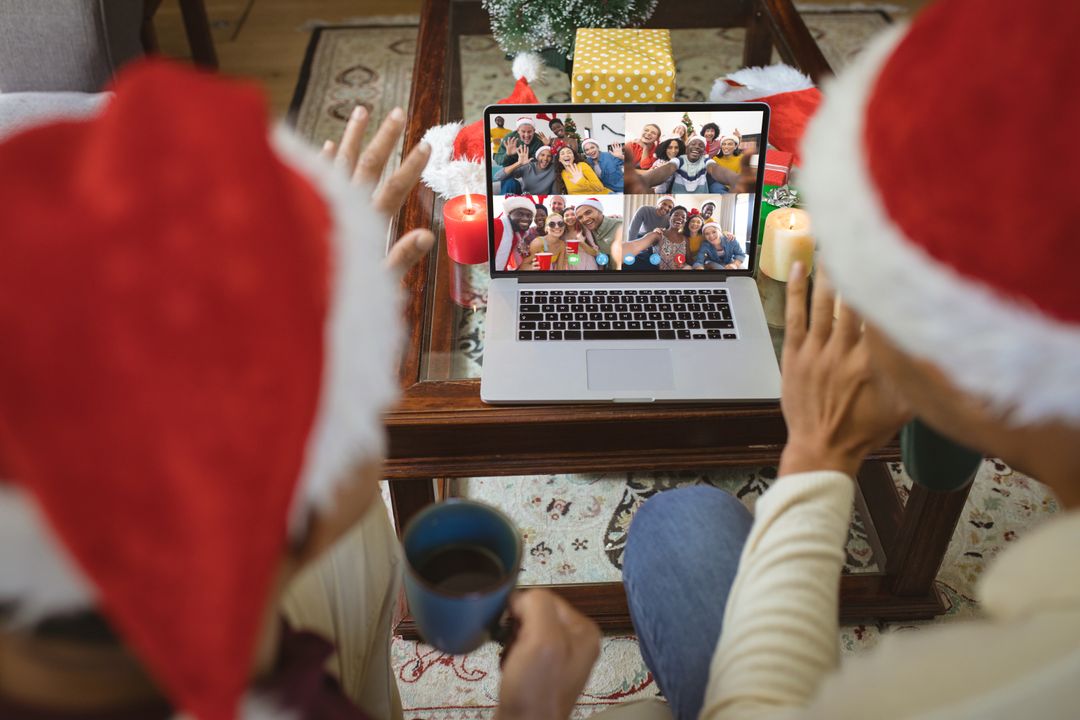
left=480, top=102, right=781, bottom=403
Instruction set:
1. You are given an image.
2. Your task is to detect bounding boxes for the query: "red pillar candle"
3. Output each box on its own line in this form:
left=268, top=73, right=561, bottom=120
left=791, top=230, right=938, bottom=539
left=443, top=193, right=489, bottom=265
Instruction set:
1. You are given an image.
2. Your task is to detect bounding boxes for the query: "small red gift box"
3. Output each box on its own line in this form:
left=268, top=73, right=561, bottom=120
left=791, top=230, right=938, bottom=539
left=763, top=149, right=794, bottom=186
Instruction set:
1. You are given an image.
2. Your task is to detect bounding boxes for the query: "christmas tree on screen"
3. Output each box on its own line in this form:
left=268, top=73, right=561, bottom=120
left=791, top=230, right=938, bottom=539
left=681, top=112, right=696, bottom=137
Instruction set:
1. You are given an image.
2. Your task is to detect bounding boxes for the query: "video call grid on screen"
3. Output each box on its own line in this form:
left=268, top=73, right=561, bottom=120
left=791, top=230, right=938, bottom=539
left=484, top=103, right=770, bottom=277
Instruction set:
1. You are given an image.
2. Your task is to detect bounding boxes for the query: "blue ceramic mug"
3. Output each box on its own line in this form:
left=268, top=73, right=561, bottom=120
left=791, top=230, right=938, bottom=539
left=402, top=499, right=522, bottom=654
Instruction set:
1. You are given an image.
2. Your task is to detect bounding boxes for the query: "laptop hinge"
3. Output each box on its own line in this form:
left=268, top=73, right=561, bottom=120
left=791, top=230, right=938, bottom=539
left=514, top=274, right=731, bottom=283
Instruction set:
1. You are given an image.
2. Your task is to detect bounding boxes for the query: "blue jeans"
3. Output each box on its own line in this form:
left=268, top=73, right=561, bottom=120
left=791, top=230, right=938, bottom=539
left=623, top=486, right=753, bottom=720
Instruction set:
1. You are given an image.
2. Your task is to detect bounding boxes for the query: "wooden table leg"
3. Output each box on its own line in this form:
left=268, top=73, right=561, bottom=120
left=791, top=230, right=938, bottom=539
left=178, top=0, right=219, bottom=69
left=744, top=4, right=775, bottom=68
left=388, top=477, right=437, bottom=539
left=887, top=479, right=973, bottom=596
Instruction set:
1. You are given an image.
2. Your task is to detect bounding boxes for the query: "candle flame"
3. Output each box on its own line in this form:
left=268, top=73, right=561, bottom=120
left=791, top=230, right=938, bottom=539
left=465, top=192, right=474, bottom=213
left=788, top=214, right=797, bottom=230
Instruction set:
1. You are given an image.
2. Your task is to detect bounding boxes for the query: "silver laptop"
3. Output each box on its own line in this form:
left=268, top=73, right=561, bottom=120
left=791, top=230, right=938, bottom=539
left=480, top=102, right=780, bottom=403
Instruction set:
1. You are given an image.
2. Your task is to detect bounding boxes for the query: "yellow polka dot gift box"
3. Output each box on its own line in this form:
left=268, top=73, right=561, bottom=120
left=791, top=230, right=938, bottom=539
left=571, top=28, right=676, bottom=103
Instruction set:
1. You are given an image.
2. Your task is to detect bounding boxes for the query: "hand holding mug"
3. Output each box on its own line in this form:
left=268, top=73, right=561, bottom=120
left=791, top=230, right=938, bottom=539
left=496, top=590, right=601, bottom=720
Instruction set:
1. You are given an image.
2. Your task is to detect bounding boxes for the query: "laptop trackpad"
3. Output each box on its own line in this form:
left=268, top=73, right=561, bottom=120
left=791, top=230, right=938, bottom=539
left=586, top=349, right=675, bottom=392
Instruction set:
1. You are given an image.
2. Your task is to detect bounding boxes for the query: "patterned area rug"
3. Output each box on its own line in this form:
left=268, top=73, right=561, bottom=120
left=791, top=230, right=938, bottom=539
left=290, top=9, right=1062, bottom=719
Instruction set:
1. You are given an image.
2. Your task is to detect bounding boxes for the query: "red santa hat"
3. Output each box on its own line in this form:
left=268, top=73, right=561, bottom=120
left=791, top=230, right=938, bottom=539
left=0, top=61, right=402, bottom=718
left=421, top=52, right=544, bottom=199
left=710, top=63, right=821, bottom=163
left=802, top=0, right=1080, bottom=425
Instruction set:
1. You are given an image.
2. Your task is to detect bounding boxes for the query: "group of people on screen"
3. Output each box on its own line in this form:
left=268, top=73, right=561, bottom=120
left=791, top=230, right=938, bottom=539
left=491, top=115, right=624, bottom=195
left=492, top=194, right=623, bottom=272
left=626, top=121, right=758, bottom=194
left=624, top=196, right=748, bottom=271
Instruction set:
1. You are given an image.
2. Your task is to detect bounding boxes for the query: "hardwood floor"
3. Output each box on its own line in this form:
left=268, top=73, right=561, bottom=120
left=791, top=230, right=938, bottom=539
left=152, top=0, right=421, bottom=115
left=150, top=0, right=928, bottom=117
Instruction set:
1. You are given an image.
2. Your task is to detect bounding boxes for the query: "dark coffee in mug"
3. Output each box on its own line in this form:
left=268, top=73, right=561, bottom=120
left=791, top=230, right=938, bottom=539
left=417, top=543, right=505, bottom=594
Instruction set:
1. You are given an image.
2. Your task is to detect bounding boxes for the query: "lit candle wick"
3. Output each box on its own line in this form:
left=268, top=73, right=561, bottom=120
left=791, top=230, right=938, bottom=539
left=788, top=215, right=797, bottom=230
left=464, top=192, right=474, bottom=213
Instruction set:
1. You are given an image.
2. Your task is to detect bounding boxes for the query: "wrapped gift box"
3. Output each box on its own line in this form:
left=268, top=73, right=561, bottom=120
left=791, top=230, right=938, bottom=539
left=762, top=149, right=794, bottom=186
left=572, top=29, right=676, bottom=103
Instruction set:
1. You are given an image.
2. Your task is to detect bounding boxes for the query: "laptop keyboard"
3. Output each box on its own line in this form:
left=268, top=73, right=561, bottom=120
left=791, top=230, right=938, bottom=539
left=517, top=288, right=737, bottom=341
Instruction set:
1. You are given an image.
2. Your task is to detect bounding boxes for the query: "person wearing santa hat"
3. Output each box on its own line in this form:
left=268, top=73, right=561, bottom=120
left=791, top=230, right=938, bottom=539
left=622, top=0, right=1080, bottom=718
left=692, top=220, right=746, bottom=270
left=492, top=195, right=537, bottom=271
left=628, top=195, right=676, bottom=241
left=637, top=135, right=749, bottom=195
left=0, top=61, right=615, bottom=720
left=580, top=137, right=625, bottom=193
left=492, top=117, right=548, bottom=172
left=712, top=133, right=743, bottom=175
left=574, top=197, right=623, bottom=270
left=700, top=122, right=722, bottom=157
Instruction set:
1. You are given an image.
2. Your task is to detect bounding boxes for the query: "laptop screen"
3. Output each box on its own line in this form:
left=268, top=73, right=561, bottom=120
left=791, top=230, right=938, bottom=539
left=484, top=103, right=769, bottom=278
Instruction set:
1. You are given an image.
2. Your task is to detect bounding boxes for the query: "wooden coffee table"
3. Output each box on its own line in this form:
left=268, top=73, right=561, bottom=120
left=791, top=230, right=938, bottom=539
left=387, top=0, right=972, bottom=636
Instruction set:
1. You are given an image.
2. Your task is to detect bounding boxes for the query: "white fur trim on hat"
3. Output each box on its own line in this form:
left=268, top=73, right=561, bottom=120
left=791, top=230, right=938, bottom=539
left=576, top=197, right=604, bottom=213
left=656, top=195, right=674, bottom=206
left=686, top=135, right=708, bottom=147
left=803, top=24, right=1080, bottom=425
left=535, top=145, right=552, bottom=155
left=516, top=117, right=536, bottom=129
left=580, top=137, right=600, bottom=150
left=709, top=63, right=814, bottom=102
left=419, top=121, right=486, bottom=200
left=0, top=126, right=405, bottom=619
left=272, top=127, right=402, bottom=529
left=0, top=484, right=97, bottom=623
left=702, top=219, right=723, bottom=230
left=502, top=195, right=536, bottom=215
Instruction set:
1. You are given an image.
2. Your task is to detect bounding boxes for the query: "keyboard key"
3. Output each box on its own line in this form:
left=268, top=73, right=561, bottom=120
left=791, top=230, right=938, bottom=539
left=598, top=321, right=611, bottom=330
left=519, top=321, right=536, bottom=330
left=519, top=331, right=532, bottom=340
left=564, top=290, right=579, bottom=296
left=549, top=330, right=563, bottom=340
left=542, top=304, right=555, bottom=312
left=574, top=312, right=588, bottom=320
left=644, top=303, right=658, bottom=311
left=643, top=320, right=657, bottom=329
left=557, top=304, right=570, bottom=313
left=544, top=313, right=559, bottom=321
left=568, top=321, right=582, bottom=330
left=677, top=312, right=691, bottom=320
left=658, top=320, right=672, bottom=329
left=672, top=320, right=687, bottom=329
left=707, top=329, right=723, bottom=339
left=583, top=330, right=657, bottom=340
left=571, top=304, right=585, bottom=312
left=520, top=313, right=542, bottom=321
left=692, top=311, right=707, bottom=320
left=659, top=303, right=673, bottom=311
left=604, top=312, right=618, bottom=320
left=707, top=311, right=722, bottom=320
left=612, top=321, right=627, bottom=330
left=560, top=313, right=573, bottom=321
left=687, top=320, right=702, bottom=329
left=627, top=320, right=642, bottom=329
left=520, top=304, right=540, bottom=312
left=538, top=321, right=551, bottom=330
left=615, top=304, right=628, bottom=312
left=723, top=333, right=737, bottom=339
left=673, top=303, right=687, bottom=311
left=703, top=320, right=735, bottom=329
left=629, top=303, right=643, bottom=312
left=583, top=321, right=597, bottom=330
left=565, top=330, right=582, bottom=340
left=677, top=330, right=692, bottom=339
left=688, top=303, right=701, bottom=311
left=553, top=321, right=567, bottom=330
left=658, top=329, right=676, bottom=339
left=589, top=312, right=603, bottom=320
left=534, top=330, right=548, bottom=340
left=692, top=333, right=708, bottom=340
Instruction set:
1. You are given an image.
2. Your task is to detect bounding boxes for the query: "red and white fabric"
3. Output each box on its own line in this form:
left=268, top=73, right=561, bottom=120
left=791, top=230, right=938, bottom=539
left=0, top=60, right=403, bottom=720
left=802, top=0, right=1080, bottom=424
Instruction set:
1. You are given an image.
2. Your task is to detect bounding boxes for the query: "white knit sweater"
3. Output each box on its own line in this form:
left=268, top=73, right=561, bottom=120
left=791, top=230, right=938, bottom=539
left=701, top=471, right=1080, bottom=720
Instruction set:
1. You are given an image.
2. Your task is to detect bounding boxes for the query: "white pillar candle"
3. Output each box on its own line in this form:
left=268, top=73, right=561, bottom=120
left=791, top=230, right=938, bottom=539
left=759, top=208, right=813, bottom=281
